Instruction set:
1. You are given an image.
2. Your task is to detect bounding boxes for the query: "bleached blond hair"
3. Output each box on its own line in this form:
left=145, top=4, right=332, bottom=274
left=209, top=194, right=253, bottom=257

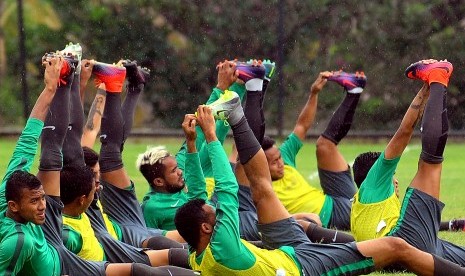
left=136, top=146, right=170, bottom=169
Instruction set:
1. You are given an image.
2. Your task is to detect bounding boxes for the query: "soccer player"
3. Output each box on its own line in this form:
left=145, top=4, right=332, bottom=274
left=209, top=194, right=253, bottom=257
left=174, top=89, right=465, bottom=275
left=261, top=70, right=365, bottom=230
left=351, top=59, right=465, bottom=266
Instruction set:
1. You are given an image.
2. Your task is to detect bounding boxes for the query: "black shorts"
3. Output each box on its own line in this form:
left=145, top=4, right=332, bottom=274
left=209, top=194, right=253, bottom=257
left=318, top=167, right=356, bottom=230
left=99, top=180, right=151, bottom=247
left=258, top=217, right=375, bottom=275
left=389, top=188, right=465, bottom=266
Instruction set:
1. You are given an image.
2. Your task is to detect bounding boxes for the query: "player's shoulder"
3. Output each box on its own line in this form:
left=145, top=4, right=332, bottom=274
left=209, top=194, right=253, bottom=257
left=0, top=220, right=35, bottom=251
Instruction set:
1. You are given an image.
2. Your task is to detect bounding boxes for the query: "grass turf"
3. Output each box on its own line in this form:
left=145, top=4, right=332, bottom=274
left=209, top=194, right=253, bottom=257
left=1, top=137, right=464, bottom=275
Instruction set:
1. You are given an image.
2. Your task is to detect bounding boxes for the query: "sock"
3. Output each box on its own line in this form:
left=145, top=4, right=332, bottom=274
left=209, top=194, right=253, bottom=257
left=321, top=92, right=360, bottom=145
left=145, top=236, right=184, bottom=250
left=244, top=91, right=266, bottom=144
left=420, top=83, right=448, bottom=164
left=262, top=79, right=270, bottom=95
left=39, top=73, right=73, bottom=171
left=62, top=73, right=85, bottom=167
left=131, top=263, right=197, bottom=276
left=428, top=69, right=451, bottom=87
left=168, top=248, right=190, bottom=268
left=121, top=83, right=144, bottom=142
left=305, top=222, right=355, bottom=244
left=433, top=254, right=465, bottom=275
left=99, top=92, right=124, bottom=173
left=231, top=117, right=261, bottom=165
left=245, top=78, right=263, bottom=91
left=439, top=220, right=452, bottom=231
left=226, top=98, right=245, bottom=127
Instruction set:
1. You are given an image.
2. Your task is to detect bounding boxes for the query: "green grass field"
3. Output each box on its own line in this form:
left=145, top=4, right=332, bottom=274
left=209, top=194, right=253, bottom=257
left=1, top=137, right=464, bottom=275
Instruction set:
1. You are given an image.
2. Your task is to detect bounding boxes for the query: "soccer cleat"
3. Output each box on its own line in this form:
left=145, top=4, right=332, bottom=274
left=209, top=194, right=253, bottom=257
left=262, top=59, right=276, bottom=82
left=205, top=90, right=241, bottom=122
left=60, top=42, right=82, bottom=74
left=43, top=52, right=76, bottom=86
left=405, top=60, right=453, bottom=86
left=248, top=59, right=276, bottom=82
left=328, top=70, right=367, bottom=93
left=92, top=61, right=127, bottom=93
left=235, top=61, right=266, bottom=83
left=449, top=219, right=465, bottom=231
left=122, top=60, right=150, bottom=86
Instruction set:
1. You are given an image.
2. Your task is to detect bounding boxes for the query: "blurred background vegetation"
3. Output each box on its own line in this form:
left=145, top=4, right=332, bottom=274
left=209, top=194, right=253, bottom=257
left=1, top=0, right=464, bottom=135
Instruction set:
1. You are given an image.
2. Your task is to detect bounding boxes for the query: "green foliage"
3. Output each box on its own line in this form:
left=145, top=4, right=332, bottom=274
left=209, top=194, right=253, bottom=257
left=0, top=75, right=23, bottom=124
left=2, top=0, right=465, bottom=131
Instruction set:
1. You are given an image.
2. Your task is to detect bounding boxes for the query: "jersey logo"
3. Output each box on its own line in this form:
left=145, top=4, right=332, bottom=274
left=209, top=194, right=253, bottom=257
left=170, top=199, right=181, bottom=207
left=332, top=231, right=338, bottom=242
left=376, top=220, right=387, bottom=233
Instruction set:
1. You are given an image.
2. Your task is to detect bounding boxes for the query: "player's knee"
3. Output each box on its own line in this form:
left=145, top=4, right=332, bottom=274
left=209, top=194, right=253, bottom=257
left=384, top=237, right=411, bottom=258
left=251, top=187, right=275, bottom=206
left=316, top=136, right=334, bottom=155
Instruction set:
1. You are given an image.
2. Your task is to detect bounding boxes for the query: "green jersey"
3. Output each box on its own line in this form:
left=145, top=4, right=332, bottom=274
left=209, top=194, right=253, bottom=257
left=0, top=118, right=61, bottom=276
left=142, top=189, right=188, bottom=230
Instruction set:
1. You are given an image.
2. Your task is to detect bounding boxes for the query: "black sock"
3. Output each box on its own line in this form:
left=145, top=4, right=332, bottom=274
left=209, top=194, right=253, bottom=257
left=121, top=83, right=144, bottom=142
left=231, top=117, right=261, bottom=165
left=321, top=92, right=360, bottom=145
left=62, top=74, right=85, bottom=167
left=420, top=83, right=448, bottom=164
left=168, top=248, right=190, bottom=268
left=244, top=91, right=265, bottom=144
left=145, top=236, right=184, bottom=250
left=39, top=74, right=73, bottom=171
left=131, top=263, right=197, bottom=276
left=305, top=222, right=355, bottom=244
left=433, top=254, right=465, bottom=275
left=439, top=221, right=451, bottom=231
left=262, top=79, right=270, bottom=95
left=99, top=92, right=124, bottom=173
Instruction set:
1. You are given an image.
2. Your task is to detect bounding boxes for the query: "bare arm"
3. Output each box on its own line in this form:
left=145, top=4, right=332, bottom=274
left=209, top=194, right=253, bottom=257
left=385, top=83, right=430, bottom=159
left=182, top=114, right=197, bottom=153
left=29, top=57, right=62, bottom=121
left=81, top=85, right=106, bottom=148
left=293, top=71, right=332, bottom=140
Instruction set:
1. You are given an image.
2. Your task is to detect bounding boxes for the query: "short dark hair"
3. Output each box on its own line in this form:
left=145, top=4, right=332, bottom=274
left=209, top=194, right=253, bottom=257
left=82, top=146, right=99, bottom=168
left=261, top=135, right=276, bottom=151
left=6, top=171, right=42, bottom=202
left=352, top=151, right=382, bottom=188
left=60, top=165, right=94, bottom=205
left=174, top=199, right=211, bottom=248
